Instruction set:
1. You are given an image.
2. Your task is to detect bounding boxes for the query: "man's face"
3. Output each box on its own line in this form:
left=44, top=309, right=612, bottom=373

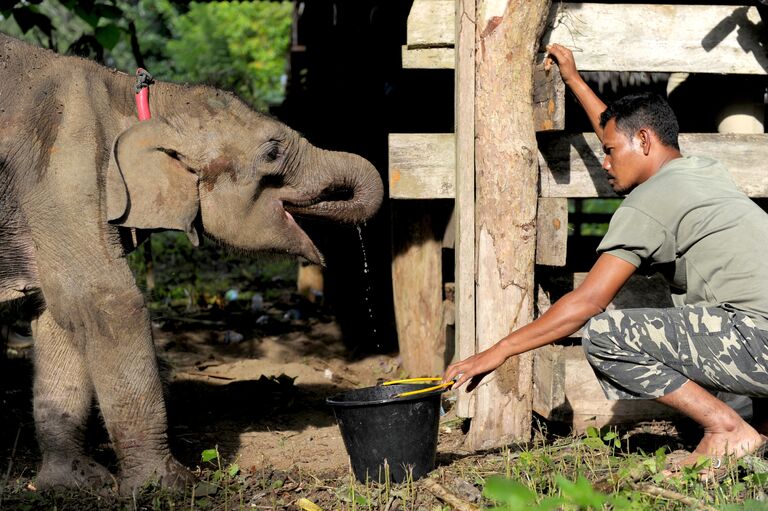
left=601, top=119, right=649, bottom=195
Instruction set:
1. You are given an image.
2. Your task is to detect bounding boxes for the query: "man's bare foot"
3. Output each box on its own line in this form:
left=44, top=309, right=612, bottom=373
left=694, top=422, right=766, bottom=459
left=662, top=428, right=767, bottom=482
left=656, top=383, right=768, bottom=481
left=662, top=452, right=731, bottom=482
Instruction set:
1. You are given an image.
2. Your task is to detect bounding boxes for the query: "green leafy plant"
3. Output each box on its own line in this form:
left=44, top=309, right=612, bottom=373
left=583, top=426, right=623, bottom=450
left=555, top=475, right=613, bottom=510
left=641, top=447, right=668, bottom=476
left=484, top=476, right=564, bottom=511
left=484, top=474, right=633, bottom=511
left=0, top=0, right=136, bottom=62
left=201, top=447, right=241, bottom=481
left=197, top=445, right=242, bottom=502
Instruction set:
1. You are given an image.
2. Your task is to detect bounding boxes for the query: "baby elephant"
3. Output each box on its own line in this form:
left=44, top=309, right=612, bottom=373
left=0, top=33, right=382, bottom=493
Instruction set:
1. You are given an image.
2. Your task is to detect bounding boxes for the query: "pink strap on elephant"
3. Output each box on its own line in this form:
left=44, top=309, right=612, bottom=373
left=134, top=68, right=154, bottom=121
left=131, top=67, right=155, bottom=246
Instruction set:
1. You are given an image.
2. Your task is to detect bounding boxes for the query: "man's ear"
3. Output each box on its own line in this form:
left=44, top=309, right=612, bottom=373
left=106, top=117, right=201, bottom=245
left=638, top=128, right=652, bottom=156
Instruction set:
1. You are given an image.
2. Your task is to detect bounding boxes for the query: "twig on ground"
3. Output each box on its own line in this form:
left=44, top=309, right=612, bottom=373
left=422, top=478, right=481, bottom=511
left=178, top=370, right=235, bottom=381
left=630, top=482, right=718, bottom=511
left=593, top=460, right=648, bottom=493
left=156, top=315, right=226, bottom=327
left=382, top=496, right=397, bottom=511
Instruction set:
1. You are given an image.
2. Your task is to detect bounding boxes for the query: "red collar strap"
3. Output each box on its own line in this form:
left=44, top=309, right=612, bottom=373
left=134, top=68, right=154, bottom=121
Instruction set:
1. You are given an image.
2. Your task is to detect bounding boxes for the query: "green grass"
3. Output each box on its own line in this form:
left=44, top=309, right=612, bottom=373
left=4, top=425, right=768, bottom=510
left=471, top=426, right=768, bottom=511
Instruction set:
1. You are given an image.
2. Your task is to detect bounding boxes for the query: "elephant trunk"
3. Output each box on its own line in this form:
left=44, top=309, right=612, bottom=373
left=289, top=149, right=384, bottom=224
left=330, top=151, right=383, bottom=223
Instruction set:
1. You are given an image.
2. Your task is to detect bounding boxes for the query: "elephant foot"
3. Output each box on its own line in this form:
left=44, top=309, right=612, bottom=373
left=36, top=455, right=115, bottom=492
left=119, top=455, right=195, bottom=496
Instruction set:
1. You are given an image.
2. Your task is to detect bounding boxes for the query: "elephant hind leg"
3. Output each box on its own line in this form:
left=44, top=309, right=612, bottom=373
left=32, top=309, right=114, bottom=491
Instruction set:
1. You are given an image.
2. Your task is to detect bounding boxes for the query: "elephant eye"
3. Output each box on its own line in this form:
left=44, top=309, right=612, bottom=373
left=263, top=140, right=281, bottom=162
left=159, top=147, right=181, bottom=159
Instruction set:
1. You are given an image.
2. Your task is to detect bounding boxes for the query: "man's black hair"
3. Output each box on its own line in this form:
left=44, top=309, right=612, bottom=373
left=599, top=92, right=680, bottom=150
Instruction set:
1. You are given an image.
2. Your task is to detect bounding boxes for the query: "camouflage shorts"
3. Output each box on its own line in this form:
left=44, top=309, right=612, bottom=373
left=582, top=305, right=768, bottom=400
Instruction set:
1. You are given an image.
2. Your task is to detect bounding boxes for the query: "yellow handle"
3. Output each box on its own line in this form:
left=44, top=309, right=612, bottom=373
left=394, top=381, right=454, bottom=398
left=382, top=377, right=442, bottom=386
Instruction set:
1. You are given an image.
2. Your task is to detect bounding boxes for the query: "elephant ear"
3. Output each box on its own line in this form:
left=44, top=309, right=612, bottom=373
left=106, top=118, right=201, bottom=246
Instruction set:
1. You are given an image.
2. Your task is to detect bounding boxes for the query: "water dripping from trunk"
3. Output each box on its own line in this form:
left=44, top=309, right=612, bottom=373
left=357, top=223, right=380, bottom=350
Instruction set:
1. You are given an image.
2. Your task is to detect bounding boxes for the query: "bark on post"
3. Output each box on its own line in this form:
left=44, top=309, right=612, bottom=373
left=467, top=0, right=552, bottom=450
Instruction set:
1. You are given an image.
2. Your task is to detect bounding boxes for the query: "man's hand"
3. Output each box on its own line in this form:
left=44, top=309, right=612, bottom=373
left=443, top=342, right=510, bottom=390
left=546, top=43, right=608, bottom=140
left=545, top=43, right=579, bottom=85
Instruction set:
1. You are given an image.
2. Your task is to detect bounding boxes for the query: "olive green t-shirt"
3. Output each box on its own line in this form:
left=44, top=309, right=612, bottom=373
left=597, top=155, right=768, bottom=331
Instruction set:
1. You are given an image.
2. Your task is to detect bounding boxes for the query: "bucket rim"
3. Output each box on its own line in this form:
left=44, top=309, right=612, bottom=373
left=326, top=383, right=449, bottom=407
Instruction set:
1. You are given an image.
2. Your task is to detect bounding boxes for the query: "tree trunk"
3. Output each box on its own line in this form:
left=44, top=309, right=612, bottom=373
left=467, top=0, right=552, bottom=450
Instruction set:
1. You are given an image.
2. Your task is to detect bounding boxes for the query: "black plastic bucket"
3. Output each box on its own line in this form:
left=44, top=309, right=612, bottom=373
left=326, top=383, right=445, bottom=483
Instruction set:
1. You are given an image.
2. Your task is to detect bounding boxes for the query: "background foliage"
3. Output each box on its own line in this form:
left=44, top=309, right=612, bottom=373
left=0, top=0, right=292, bottom=109
left=166, top=1, right=292, bottom=109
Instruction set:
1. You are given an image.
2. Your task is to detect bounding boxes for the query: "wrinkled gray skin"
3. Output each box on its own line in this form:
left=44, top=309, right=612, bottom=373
left=0, top=34, right=382, bottom=494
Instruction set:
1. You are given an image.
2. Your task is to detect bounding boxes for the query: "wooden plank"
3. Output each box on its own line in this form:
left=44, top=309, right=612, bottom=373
left=402, top=46, right=454, bottom=69
left=389, top=133, right=455, bottom=199
left=403, top=3, right=766, bottom=74
left=539, top=133, right=768, bottom=198
left=407, top=0, right=454, bottom=48
left=535, top=198, right=567, bottom=266
left=531, top=342, right=565, bottom=420
left=533, top=63, right=565, bottom=132
left=544, top=4, right=766, bottom=74
left=389, top=65, right=563, bottom=198
left=391, top=201, right=449, bottom=377
left=468, top=0, right=551, bottom=451
left=390, top=133, right=768, bottom=199
left=454, top=0, right=476, bottom=419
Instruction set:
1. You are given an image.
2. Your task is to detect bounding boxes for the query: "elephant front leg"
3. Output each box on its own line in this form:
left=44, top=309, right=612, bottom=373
left=82, top=287, right=193, bottom=494
left=33, top=309, right=114, bottom=490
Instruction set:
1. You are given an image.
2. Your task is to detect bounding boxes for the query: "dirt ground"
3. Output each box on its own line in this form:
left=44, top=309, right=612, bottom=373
left=2, top=290, right=713, bottom=510
left=0, top=291, right=470, bottom=489
left=159, top=312, right=410, bottom=477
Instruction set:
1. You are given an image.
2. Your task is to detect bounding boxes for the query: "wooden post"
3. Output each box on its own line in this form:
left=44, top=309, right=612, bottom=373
left=454, top=0, right=476, bottom=418
left=467, top=0, right=552, bottom=450
left=391, top=201, right=452, bottom=377
left=535, top=198, right=568, bottom=267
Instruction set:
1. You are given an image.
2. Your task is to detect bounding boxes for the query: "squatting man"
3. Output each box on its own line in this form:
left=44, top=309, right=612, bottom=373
left=444, top=43, right=768, bottom=478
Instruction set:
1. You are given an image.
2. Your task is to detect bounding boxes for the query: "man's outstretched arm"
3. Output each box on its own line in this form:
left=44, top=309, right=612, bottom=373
left=444, top=254, right=636, bottom=389
left=546, top=44, right=608, bottom=141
